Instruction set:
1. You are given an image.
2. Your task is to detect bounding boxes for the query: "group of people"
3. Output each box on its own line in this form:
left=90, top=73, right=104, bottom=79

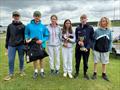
left=4, top=11, right=112, bottom=82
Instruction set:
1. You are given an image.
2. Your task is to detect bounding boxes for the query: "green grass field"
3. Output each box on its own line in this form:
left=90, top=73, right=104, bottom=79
left=0, top=34, right=120, bottom=90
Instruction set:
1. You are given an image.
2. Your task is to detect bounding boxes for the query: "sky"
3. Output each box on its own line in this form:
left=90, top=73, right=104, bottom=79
left=0, top=0, right=120, bottom=26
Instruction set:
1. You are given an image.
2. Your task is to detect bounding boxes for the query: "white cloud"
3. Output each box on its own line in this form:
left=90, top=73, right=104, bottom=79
left=0, top=0, right=120, bottom=26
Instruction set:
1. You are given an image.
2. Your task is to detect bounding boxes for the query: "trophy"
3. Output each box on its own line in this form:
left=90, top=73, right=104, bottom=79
left=79, top=36, right=87, bottom=51
left=62, top=34, right=68, bottom=47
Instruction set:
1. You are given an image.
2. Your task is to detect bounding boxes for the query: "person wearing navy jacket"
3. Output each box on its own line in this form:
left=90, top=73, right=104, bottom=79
left=4, top=11, right=25, bottom=81
left=74, top=14, right=94, bottom=80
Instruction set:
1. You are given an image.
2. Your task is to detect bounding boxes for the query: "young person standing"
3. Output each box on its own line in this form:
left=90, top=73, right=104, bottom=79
left=61, top=19, right=75, bottom=78
left=74, top=14, right=94, bottom=80
left=4, top=11, right=25, bottom=81
left=91, top=17, right=112, bottom=81
left=25, top=11, right=49, bottom=79
left=47, top=15, right=61, bottom=75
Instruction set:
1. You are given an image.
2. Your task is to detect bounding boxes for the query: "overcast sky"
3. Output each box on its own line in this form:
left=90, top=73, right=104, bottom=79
left=0, top=0, right=120, bottom=26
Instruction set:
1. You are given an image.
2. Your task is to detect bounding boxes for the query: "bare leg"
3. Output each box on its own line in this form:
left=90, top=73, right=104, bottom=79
left=102, top=64, right=106, bottom=73
left=94, top=63, right=97, bottom=73
left=33, top=60, right=39, bottom=72
left=39, top=59, right=44, bottom=70
left=39, top=59, right=45, bottom=78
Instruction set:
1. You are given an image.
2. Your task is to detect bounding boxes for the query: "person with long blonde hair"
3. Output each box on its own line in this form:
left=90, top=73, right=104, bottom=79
left=91, top=17, right=112, bottom=81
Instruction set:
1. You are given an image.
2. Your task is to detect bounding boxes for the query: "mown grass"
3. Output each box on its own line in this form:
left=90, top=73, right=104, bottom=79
left=0, top=34, right=120, bottom=90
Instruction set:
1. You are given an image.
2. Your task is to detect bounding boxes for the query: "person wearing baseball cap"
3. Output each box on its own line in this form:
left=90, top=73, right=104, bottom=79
left=12, top=11, right=20, bottom=16
left=25, top=11, right=49, bottom=79
left=33, top=11, right=41, bottom=17
left=4, top=11, right=25, bottom=81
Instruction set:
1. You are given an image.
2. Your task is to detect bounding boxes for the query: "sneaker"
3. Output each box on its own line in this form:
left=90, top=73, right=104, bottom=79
left=63, top=73, right=67, bottom=77
left=4, top=75, right=13, bottom=81
left=33, top=72, right=38, bottom=79
left=55, top=70, right=59, bottom=75
left=74, top=73, right=79, bottom=79
left=20, top=71, right=26, bottom=77
left=40, top=72, right=45, bottom=78
left=91, top=72, right=97, bottom=80
left=68, top=73, right=73, bottom=79
left=84, top=74, right=89, bottom=80
left=50, top=69, right=54, bottom=74
left=102, top=73, right=109, bottom=81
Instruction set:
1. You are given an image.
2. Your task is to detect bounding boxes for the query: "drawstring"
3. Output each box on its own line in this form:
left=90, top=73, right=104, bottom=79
left=52, top=27, right=56, bottom=42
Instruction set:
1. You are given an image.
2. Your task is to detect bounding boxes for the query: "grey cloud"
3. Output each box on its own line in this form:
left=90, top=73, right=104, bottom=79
left=0, top=0, right=119, bottom=25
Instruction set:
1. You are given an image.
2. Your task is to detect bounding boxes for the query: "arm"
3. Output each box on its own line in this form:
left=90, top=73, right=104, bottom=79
left=5, top=25, right=10, bottom=49
left=86, top=27, right=94, bottom=49
left=109, top=31, right=113, bottom=51
left=25, top=24, right=32, bottom=43
left=42, top=26, right=49, bottom=42
left=68, top=33, right=75, bottom=43
left=59, top=27, right=62, bottom=41
left=25, top=25, right=30, bottom=40
left=92, top=30, right=97, bottom=50
left=75, top=28, right=78, bottom=43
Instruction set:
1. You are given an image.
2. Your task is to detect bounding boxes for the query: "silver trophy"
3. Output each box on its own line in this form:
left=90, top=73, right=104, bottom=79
left=79, top=36, right=86, bottom=51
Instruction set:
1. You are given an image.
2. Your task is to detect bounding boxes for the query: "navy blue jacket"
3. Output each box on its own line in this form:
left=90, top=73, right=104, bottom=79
left=75, top=23, right=94, bottom=49
left=5, top=21, right=25, bottom=49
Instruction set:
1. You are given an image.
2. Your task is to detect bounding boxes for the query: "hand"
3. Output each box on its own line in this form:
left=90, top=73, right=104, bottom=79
left=26, top=39, right=32, bottom=43
left=5, top=49, right=8, bottom=55
left=36, top=40, right=42, bottom=44
left=84, top=48, right=88, bottom=52
left=78, top=41, right=84, bottom=46
left=67, top=38, right=70, bottom=41
left=63, top=43, right=68, bottom=47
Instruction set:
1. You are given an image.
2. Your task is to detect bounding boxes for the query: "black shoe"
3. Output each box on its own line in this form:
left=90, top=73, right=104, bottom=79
left=55, top=70, right=59, bottom=75
left=50, top=69, right=54, bottom=74
left=74, top=73, right=79, bottom=79
left=102, top=73, right=109, bottom=81
left=40, top=72, right=45, bottom=78
left=33, top=72, right=38, bottom=79
left=91, top=72, right=97, bottom=80
left=84, top=74, right=89, bottom=80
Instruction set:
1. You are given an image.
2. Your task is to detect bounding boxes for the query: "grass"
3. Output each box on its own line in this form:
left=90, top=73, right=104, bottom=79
left=0, top=33, right=120, bottom=90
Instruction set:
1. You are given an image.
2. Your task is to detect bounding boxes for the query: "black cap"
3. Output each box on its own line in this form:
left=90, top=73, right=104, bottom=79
left=33, top=11, right=41, bottom=17
left=12, top=11, right=20, bottom=16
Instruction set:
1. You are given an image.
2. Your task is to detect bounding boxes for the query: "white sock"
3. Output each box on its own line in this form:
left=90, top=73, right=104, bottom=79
left=40, top=68, right=44, bottom=72
left=34, top=69, right=38, bottom=73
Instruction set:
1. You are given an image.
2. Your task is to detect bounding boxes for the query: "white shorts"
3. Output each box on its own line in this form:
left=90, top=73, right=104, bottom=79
left=93, top=50, right=110, bottom=64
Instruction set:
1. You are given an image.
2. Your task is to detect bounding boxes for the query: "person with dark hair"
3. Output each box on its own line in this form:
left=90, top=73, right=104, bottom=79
left=25, top=11, right=49, bottom=79
left=62, top=19, right=75, bottom=78
left=74, top=14, right=94, bottom=80
left=4, top=11, right=25, bottom=81
left=47, top=15, right=62, bottom=75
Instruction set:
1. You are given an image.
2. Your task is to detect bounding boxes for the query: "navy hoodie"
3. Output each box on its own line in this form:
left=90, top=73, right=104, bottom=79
left=5, top=21, right=25, bottom=49
left=75, top=23, right=94, bottom=49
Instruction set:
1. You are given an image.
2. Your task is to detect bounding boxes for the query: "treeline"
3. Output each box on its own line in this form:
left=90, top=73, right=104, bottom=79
left=59, top=20, right=120, bottom=27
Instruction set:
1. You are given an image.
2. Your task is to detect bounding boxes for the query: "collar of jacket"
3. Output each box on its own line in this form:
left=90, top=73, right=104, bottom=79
left=12, top=20, right=22, bottom=25
left=31, top=19, right=41, bottom=25
left=79, top=23, right=89, bottom=28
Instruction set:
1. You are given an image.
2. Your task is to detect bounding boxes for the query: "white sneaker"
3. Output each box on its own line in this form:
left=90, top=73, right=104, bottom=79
left=63, top=73, right=67, bottom=77
left=68, top=73, right=73, bottom=78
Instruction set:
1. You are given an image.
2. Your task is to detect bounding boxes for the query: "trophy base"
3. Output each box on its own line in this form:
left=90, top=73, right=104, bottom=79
left=80, top=47, right=86, bottom=51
